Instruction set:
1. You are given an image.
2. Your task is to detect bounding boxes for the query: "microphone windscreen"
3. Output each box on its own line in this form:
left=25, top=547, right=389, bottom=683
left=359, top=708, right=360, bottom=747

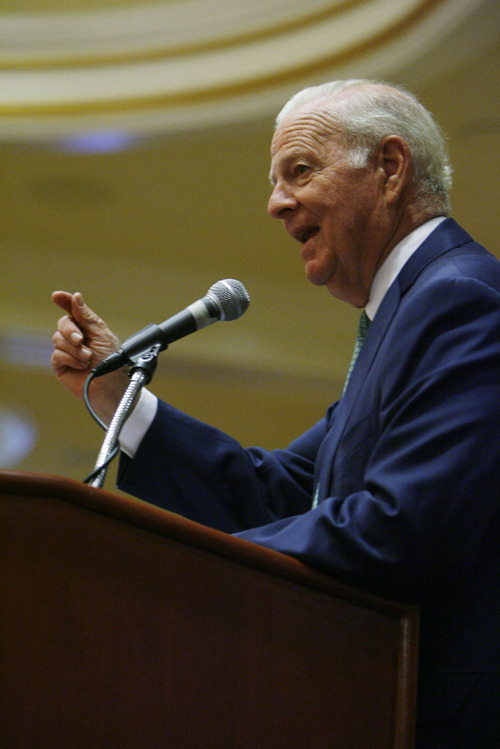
left=207, top=279, right=250, bottom=321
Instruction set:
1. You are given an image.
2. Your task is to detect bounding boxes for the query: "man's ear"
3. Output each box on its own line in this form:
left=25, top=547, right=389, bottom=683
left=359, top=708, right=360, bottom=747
left=375, top=135, right=412, bottom=205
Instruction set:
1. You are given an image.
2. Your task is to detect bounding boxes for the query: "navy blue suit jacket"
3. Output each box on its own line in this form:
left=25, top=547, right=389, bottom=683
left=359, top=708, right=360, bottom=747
left=119, top=219, right=500, bottom=747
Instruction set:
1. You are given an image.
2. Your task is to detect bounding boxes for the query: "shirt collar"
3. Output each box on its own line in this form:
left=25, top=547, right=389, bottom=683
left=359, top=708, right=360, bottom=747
left=365, top=216, right=446, bottom=321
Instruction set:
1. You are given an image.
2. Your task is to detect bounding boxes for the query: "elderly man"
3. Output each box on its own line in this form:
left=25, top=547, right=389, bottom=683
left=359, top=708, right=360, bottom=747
left=52, top=80, right=499, bottom=748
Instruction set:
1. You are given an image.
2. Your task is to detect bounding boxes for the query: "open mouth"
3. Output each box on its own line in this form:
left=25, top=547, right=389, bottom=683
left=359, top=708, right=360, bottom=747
left=297, top=227, right=319, bottom=244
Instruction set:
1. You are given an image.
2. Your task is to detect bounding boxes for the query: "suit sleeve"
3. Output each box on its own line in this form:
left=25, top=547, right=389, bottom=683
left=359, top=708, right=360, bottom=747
left=235, top=275, right=500, bottom=599
left=118, top=399, right=332, bottom=533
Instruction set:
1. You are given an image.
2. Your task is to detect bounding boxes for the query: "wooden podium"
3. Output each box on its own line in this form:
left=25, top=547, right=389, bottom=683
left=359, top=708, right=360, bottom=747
left=0, top=471, right=418, bottom=748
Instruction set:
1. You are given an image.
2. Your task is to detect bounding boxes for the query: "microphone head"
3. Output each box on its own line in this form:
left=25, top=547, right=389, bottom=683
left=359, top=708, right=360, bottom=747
left=207, top=279, right=250, bottom=321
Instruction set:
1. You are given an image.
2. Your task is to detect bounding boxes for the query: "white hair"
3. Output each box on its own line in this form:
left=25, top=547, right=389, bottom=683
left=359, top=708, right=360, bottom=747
left=276, top=79, right=452, bottom=215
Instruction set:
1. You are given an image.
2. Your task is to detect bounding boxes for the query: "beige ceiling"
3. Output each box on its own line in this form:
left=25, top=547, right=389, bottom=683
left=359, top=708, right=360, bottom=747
left=0, top=0, right=498, bottom=493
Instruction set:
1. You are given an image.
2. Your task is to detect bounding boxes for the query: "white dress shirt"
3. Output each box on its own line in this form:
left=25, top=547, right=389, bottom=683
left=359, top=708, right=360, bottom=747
left=365, top=216, right=445, bottom=320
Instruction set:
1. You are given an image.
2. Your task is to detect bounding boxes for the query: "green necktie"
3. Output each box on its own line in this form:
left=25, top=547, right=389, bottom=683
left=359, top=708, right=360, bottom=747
left=342, top=310, right=371, bottom=396
left=313, top=310, right=371, bottom=509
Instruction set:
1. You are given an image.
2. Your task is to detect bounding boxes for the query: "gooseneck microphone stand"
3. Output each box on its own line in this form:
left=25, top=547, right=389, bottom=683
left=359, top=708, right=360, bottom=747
left=83, top=345, right=161, bottom=489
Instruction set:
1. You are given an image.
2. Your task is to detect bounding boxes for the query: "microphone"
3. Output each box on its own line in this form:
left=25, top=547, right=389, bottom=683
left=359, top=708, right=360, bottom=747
left=92, top=278, right=250, bottom=377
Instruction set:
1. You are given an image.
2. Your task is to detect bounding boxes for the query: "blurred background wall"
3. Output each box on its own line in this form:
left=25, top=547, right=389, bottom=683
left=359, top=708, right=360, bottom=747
left=0, top=0, right=498, bottom=491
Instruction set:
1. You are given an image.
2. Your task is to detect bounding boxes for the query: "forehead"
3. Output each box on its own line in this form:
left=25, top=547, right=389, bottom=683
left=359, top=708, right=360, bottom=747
left=271, top=108, right=333, bottom=155
left=269, top=106, right=343, bottom=174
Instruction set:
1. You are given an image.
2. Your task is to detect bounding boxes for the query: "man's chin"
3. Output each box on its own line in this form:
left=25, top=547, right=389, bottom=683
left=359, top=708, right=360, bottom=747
left=303, top=259, right=330, bottom=287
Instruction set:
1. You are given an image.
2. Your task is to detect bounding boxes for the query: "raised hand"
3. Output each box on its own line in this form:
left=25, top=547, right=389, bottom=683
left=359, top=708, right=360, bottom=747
left=51, top=291, right=130, bottom=424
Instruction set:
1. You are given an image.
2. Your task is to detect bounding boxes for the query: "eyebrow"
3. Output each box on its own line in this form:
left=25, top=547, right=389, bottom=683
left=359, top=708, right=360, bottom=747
left=268, top=147, right=317, bottom=186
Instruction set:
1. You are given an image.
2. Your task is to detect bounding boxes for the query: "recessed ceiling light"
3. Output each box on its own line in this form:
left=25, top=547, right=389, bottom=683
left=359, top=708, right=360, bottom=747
left=58, top=131, right=139, bottom=154
left=0, top=406, right=37, bottom=468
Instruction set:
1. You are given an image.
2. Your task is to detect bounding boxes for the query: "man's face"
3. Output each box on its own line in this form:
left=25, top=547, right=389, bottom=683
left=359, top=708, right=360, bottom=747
left=268, top=105, right=393, bottom=307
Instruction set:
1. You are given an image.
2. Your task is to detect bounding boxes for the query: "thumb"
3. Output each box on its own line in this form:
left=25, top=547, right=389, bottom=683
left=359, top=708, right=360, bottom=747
left=53, top=290, right=120, bottom=357
left=70, top=292, right=106, bottom=333
left=69, top=293, right=121, bottom=357
left=52, top=290, right=100, bottom=328
left=53, top=290, right=109, bottom=340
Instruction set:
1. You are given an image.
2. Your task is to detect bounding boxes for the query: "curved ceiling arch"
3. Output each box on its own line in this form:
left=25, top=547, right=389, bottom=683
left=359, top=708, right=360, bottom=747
left=0, top=0, right=496, bottom=139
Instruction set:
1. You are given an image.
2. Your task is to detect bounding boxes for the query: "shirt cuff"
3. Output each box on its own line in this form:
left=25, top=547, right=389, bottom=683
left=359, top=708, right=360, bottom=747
left=119, top=388, right=158, bottom=458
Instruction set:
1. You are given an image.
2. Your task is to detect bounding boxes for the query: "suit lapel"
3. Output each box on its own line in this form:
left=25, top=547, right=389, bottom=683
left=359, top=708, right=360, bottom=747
left=316, top=282, right=400, bottom=500
left=316, top=218, right=472, bottom=502
left=397, top=218, right=472, bottom=295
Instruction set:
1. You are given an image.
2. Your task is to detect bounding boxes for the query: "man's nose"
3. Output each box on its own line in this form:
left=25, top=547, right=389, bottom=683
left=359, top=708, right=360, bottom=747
left=267, top=182, right=297, bottom=219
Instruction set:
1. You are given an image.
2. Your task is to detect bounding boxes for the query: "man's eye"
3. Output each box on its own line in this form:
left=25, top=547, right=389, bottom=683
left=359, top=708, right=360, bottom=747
left=294, top=164, right=310, bottom=177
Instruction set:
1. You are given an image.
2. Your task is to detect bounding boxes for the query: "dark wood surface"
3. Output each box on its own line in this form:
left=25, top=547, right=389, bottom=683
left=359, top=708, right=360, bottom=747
left=0, top=470, right=418, bottom=748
